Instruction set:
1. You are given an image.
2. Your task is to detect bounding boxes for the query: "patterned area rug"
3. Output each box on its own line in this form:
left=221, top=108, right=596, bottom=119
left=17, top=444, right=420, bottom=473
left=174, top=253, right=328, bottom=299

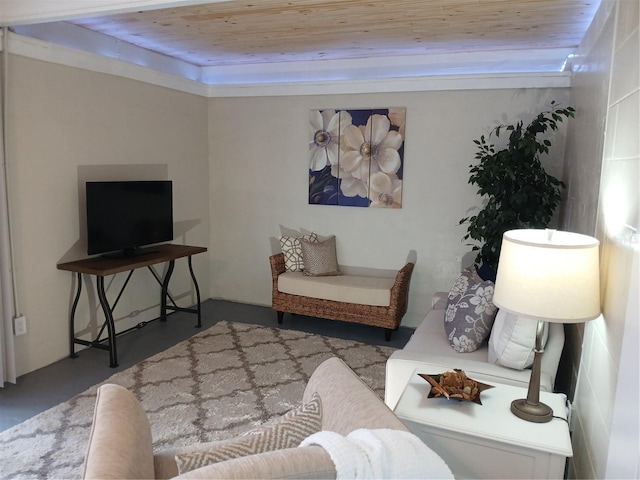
left=0, top=321, right=396, bottom=479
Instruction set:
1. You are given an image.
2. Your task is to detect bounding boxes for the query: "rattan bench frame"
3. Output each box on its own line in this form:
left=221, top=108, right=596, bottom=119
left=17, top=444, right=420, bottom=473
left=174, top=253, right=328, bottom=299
left=269, top=253, right=414, bottom=340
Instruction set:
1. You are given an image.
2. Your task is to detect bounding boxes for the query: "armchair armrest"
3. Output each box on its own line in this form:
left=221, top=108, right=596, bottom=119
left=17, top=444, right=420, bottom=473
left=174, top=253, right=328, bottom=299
left=269, top=253, right=286, bottom=277
left=388, top=262, right=414, bottom=319
left=83, top=384, right=155, bottom=479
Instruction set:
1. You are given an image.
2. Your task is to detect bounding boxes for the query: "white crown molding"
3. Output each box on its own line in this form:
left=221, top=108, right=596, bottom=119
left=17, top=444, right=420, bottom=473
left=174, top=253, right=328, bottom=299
left=200, top=48, right=575, bottom=86
left=206, top=72, right=571, bottom=98
left=0, top=0, right=225, bottom=26
left=7, top=32, right=208, bottom=96
left=12, top=22, right=203, bottom=81
left=7, top=31, right=572, bottom=98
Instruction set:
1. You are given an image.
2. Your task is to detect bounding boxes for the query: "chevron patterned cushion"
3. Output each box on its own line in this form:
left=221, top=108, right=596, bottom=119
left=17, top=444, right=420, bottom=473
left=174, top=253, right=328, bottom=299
left=279, top=232, right=318, bottom=272
left=175, top=393, right=322, bottom=475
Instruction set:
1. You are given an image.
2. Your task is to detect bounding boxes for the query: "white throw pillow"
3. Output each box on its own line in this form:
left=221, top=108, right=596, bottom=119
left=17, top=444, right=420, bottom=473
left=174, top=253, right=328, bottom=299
left=488, top=310, right=549, bottom=370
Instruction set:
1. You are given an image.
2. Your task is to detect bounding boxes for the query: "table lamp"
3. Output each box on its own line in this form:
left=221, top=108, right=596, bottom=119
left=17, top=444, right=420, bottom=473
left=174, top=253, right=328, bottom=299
left=493, top=229, right=601, bottom=423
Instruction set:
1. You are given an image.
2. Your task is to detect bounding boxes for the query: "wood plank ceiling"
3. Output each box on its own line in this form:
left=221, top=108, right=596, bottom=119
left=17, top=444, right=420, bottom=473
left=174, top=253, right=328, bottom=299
left=68, top=0, right=599, bottom=68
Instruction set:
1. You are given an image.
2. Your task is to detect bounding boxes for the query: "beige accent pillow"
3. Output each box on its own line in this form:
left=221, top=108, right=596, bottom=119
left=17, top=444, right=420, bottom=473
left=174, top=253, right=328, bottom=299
left=279, top=232, right=318, bottom=272
left=175, top=393, right=322, bottom=475
left=300, top=235, right=342, bottom=277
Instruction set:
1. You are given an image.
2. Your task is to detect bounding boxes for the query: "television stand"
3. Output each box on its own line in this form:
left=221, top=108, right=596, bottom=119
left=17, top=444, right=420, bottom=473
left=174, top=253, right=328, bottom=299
left=101, top=246, right=159, bottom=259
left=57, top=244, right=207, bottom=367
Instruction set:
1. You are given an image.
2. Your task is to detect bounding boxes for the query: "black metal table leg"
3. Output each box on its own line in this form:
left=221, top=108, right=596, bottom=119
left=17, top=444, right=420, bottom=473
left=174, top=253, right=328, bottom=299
left=96, top=275, right=118, bottom=368
left=59, top=245, right=207, bottom=367
left=160, top=260, right=175, bottom=322
left=188, top=255, right=202, bottom=328
left=69, top=272, right=82, bottom=359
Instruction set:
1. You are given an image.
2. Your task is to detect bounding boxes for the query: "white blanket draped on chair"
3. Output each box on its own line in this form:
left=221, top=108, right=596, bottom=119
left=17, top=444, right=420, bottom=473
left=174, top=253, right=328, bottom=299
left=301, top=428, right=453, bottom=479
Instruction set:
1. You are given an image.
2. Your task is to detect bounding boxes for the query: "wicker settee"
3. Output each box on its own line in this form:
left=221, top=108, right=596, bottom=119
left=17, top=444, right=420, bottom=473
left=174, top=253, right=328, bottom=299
left=269, top=253, right=414, bottom=340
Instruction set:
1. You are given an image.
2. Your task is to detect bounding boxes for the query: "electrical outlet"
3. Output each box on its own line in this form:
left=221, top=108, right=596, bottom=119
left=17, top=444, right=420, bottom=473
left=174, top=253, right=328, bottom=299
left=14, top=316, right=27, bottom=336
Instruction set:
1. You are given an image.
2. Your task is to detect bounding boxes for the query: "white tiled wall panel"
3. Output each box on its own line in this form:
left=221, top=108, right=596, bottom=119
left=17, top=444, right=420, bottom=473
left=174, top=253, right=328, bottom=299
left=568, top=0, right=640, bottom=478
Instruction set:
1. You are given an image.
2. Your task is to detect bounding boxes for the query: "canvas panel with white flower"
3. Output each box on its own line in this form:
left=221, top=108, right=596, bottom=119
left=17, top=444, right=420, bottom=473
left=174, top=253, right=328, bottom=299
left=309, top=108, right=405, bottom=208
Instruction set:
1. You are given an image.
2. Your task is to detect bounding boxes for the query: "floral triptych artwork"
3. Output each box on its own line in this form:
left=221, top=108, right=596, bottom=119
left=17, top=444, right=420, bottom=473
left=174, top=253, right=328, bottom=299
left=308, top=108, right=406, bottom=208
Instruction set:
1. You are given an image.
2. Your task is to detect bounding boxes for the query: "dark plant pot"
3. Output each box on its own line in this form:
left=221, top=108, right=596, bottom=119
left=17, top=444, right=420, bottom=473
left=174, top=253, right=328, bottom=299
left=475, top=262, right=497, bottom=283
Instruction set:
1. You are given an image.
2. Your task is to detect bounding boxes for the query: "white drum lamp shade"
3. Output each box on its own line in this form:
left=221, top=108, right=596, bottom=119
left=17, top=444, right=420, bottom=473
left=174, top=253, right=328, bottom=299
left=493, top=229, right=601, bottom=323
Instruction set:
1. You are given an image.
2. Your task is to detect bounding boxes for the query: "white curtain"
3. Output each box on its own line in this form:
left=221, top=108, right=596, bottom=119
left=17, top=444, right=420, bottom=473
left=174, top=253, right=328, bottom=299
left=0, top=28, right=17, bottom=387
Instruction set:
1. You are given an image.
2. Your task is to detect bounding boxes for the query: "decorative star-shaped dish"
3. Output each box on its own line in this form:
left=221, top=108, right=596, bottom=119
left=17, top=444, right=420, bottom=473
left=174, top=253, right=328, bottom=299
left=418, top=369, right=494, bottom=405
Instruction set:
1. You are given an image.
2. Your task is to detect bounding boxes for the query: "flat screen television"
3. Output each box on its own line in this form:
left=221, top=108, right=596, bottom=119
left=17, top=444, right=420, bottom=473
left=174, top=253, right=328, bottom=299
left=86, top=180, right=173, bottom=257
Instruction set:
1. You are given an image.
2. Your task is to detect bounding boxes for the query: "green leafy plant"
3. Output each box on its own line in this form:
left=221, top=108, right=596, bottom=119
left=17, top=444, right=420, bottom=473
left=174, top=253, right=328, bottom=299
left=460, top=101, right=575, bottom=272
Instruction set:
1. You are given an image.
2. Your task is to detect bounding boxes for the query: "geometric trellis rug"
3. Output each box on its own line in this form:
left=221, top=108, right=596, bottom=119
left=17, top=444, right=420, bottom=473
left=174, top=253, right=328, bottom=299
left=0, top=320, right=396, bottom=479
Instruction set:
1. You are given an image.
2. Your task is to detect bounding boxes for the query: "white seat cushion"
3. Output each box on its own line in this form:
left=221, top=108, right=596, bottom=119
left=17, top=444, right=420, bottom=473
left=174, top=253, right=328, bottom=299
left=278, top=271, right=395, bottom=306
left=405, top=309, right=490, bottom=364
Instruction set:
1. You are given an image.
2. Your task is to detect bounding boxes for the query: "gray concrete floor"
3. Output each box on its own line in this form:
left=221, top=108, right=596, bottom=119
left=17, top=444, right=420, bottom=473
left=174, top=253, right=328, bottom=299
left=0, top=299, right=413, bottom=432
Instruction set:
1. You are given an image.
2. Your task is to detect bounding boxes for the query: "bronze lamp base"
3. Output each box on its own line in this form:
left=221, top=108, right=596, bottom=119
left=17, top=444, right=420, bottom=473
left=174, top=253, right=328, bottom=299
left=511, top=398, right=553, bottom=423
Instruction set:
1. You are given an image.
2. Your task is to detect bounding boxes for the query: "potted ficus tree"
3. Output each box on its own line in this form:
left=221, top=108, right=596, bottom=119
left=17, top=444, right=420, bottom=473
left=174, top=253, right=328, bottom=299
left=460, top=101, right=575, bottom=280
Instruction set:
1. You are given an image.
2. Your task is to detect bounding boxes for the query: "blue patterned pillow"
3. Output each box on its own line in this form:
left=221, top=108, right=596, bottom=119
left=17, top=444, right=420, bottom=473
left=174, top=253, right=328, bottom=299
left=444, top=268, right=498, bottom=353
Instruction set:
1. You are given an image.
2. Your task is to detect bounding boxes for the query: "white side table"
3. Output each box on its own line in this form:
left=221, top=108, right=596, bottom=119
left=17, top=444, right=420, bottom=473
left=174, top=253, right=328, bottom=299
left=393, top=369, right=573, bottom=479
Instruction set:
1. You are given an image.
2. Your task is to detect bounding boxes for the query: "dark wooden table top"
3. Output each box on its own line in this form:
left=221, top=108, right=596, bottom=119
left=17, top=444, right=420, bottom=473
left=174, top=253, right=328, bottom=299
left=57, top=244, right=207, bottom=276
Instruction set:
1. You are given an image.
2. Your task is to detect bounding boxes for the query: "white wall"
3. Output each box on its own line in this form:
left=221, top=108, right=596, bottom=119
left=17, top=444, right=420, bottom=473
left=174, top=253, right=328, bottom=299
left=207, top=88, right=571, bottom=328
left=6, top=55, right=210, bottom=376
left=4, top=4, right=638, bottom=475
left=564, top=1, right=640, bottom=477
left=4, top=40, right=573, bottom=376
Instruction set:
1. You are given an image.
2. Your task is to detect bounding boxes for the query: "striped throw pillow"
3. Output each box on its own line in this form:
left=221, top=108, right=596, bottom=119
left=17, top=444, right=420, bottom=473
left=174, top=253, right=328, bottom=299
left=175, top=393, right=322, bottom=475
